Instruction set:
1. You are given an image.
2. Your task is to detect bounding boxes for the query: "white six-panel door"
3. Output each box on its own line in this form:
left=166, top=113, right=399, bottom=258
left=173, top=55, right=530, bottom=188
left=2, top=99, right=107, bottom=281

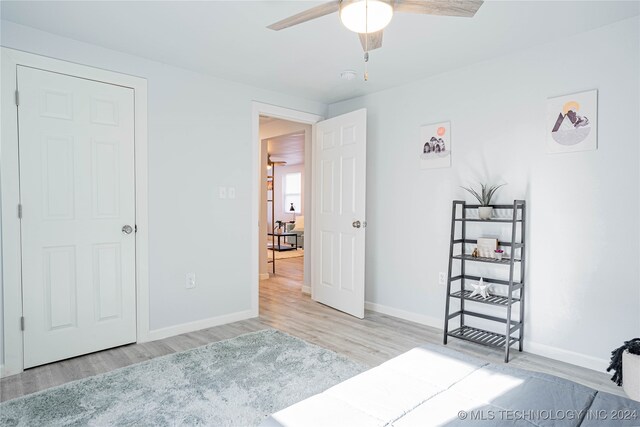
left=312, top=109, right=367, bottom=318
left=18, top=66, right=137, bottom=368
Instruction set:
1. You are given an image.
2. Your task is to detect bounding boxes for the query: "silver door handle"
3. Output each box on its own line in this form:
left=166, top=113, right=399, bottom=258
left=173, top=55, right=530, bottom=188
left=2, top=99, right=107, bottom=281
left=352, top=220, right=361, bottom=228
left=122, top=225, right=133, bottom=234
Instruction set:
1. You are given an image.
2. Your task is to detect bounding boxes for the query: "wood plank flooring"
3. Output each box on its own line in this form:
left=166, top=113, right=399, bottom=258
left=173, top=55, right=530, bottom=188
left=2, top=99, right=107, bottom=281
left=1, top=256, right=622, bottom=402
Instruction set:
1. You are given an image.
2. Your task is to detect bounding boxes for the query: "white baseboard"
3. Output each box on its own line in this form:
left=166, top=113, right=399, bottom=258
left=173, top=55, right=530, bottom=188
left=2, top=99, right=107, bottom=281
left=526, top=340, right=608, bottom=372
left=365, top=301, right=441, bottom=329
left=0, top=362, right=22, bottom=379
left=364, top=301, right=608, bottom=372
left=302, top=285, right=311, bottom=295
left=147, top=309, right=256, bottom=342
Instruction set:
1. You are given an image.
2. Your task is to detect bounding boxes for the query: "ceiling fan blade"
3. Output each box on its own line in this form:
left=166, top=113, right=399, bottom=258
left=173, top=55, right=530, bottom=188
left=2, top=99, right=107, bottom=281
left=267, top=1, right=341, bottom=31
left=394, top=0, right=484, bottom=17
left=358, top=30, right=384, bottom=51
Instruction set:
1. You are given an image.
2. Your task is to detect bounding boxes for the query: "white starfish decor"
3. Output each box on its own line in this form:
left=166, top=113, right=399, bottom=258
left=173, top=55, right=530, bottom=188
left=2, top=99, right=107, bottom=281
left=469, top=277, right=490, bottom=299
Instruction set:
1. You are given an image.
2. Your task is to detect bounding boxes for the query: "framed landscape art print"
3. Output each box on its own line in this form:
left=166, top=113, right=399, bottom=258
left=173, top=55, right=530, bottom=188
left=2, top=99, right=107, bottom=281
left=546, top=89, right=598, bottom=154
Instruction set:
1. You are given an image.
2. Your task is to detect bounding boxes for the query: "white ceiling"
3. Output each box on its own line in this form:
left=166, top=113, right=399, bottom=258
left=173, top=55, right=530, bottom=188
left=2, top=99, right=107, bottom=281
left=262, top=116, right=305, bottom=166
left=2, top=1, right=638, bottom=104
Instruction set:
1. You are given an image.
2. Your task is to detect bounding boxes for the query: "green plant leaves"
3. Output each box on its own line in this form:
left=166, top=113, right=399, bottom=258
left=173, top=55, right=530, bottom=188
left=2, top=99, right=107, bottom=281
left=461, top=183, right=506, bottom=206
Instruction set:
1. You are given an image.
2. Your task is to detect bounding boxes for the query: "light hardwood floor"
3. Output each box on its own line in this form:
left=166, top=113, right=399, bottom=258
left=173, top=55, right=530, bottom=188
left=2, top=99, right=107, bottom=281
left=0, top=256, right=622, bottom=402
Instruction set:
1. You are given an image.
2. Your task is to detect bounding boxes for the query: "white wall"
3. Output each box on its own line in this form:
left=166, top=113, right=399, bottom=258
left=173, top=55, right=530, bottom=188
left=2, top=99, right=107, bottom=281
left=0, top=21, right=326, bottom=334
left=3, top=15, right=638, bottom=374
left=328, top=17, right=640, bottom=370
left=0, top=178, right=3, bottom=368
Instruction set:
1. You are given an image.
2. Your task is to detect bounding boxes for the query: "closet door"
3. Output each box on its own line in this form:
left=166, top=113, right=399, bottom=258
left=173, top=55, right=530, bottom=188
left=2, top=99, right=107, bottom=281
left=18, top=66, right=137, bottom=368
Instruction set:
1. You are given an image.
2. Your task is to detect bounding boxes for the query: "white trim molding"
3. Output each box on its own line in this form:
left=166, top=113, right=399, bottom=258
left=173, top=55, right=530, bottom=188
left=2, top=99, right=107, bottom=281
left=365, top=301, right=442, bottom=329
left=0, top=47, right=149, bottom=377
left=525, top=341, right=609, bottom=373
left=146, top=310, right=255, bottom=342
left=250, top=102, right=323, bottom=317
left=365, top=301, right=608, bottom=373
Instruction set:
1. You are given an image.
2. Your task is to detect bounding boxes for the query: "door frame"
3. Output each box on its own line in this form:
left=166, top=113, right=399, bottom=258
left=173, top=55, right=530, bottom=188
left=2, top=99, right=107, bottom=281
left=0, top=47, right=149, bottom=377
left=250, top=102, right=323, bottom=314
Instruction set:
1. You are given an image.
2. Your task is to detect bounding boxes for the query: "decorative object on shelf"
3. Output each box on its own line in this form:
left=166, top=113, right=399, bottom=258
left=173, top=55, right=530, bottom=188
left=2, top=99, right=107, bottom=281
left=469, top=278, right=490, bottom=299
left=607, top=338, right=640, bottom=402
left=267, top=179, right=273, bottom=191
left=461, top=183, right=506, bottom=219
left=444, top=200, right=526, bottom=363
left=477, top=238, right=498, bottom=258
left=547, top=89, right=598, bottom=154
left=289, top=203, right=296, bottom=222
left=494, top=249, right=504, bottom=261
left=420, top=121, right=451, bottom=169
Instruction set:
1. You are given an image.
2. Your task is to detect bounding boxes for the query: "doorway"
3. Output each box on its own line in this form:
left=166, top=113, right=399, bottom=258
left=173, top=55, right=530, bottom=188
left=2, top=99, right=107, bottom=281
left=251, top=103, right=322, bottom=315
left=251, top=103, right=368, bottom=320
left=260, top=116, right=310, bottom=288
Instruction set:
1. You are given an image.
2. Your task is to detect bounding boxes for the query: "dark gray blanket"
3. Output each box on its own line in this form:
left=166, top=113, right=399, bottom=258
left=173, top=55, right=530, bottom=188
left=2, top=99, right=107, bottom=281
left=263, top=343, right=640, bottom=426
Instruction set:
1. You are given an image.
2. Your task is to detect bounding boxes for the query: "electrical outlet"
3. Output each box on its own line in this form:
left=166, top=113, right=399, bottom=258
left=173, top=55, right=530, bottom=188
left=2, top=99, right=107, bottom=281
left=439, top=272, right=446, bottom=286
left=228, top=187, right=236, bottom=199
left=186, top=273, right=196, bottom=289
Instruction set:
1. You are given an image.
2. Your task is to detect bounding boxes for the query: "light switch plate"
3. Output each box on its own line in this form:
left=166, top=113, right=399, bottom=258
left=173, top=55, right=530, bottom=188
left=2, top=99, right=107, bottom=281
left=228, top=187, right=236, bottom=199
left=219, top=187, right=227, bottom=199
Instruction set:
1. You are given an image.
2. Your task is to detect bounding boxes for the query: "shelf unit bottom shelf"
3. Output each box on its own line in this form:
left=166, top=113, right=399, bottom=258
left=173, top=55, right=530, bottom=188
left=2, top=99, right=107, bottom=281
left=448, top=325, right=518, bottom=349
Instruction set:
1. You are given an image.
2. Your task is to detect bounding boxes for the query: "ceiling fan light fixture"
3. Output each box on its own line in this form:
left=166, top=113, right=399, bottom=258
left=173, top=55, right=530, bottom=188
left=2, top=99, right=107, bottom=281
left=340, top=0, right=393, bottom=34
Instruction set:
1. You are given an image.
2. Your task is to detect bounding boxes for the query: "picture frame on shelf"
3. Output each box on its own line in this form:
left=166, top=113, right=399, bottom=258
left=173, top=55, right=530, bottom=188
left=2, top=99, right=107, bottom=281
left=477, top=238, right=498, bottom=258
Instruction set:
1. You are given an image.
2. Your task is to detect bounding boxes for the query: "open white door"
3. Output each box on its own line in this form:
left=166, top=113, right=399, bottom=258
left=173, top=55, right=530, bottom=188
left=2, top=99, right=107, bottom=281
left=312, top=109, right=366, bottom=318
left=18, top=66, right=137, bottom=368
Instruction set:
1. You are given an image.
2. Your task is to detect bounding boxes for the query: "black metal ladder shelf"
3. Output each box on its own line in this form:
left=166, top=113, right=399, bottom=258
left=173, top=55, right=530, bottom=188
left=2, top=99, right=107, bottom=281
left=443, top=200, right=526, bottom=362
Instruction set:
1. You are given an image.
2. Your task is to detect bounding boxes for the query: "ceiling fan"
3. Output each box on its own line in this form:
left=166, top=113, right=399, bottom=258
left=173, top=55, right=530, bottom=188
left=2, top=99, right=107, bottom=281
left=268, top=0, right=484, bottom=79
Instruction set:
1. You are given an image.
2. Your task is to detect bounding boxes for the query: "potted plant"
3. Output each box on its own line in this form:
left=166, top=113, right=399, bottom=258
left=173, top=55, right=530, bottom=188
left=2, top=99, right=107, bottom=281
left=607, top=338, right=640, bottom=402
left=461, top=183, right=506, bottom=220
left=494, top=249, right=504, bottom=261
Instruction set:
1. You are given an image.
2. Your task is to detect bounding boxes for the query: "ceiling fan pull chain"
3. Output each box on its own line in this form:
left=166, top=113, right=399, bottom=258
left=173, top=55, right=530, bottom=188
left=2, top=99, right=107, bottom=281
left=364, top=0, right=369, bottom=81
left=364, top=50, right=369, bottom=81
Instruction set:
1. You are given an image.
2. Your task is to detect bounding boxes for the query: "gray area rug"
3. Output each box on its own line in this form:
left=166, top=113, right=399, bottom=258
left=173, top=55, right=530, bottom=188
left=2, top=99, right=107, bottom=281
left=0, top=329, right=365, bottom=426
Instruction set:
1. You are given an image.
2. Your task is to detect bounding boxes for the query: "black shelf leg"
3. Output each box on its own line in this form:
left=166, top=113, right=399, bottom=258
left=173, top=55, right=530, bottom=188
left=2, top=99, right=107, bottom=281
left=519, top=202, right=526, bottom=352
left=443, top=201, right=459, bottom=345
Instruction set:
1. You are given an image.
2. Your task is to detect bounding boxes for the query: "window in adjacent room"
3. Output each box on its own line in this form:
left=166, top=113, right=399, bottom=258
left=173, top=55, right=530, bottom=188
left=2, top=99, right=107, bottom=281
left=284, top=172, right=302, bottom=213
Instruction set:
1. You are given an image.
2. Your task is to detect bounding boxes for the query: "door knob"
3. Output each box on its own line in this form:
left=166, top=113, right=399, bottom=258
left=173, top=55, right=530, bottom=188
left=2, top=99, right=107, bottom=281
left=352, top=220, right=361, bottom=228
left=122, top=225, right=133, bottom=235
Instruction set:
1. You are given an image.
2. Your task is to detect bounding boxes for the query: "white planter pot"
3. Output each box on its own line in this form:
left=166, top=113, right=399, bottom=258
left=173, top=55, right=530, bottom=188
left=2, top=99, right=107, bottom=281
left=478, top=206, right=493, bottom=220
left=623, top=350, right=640, bottom=402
